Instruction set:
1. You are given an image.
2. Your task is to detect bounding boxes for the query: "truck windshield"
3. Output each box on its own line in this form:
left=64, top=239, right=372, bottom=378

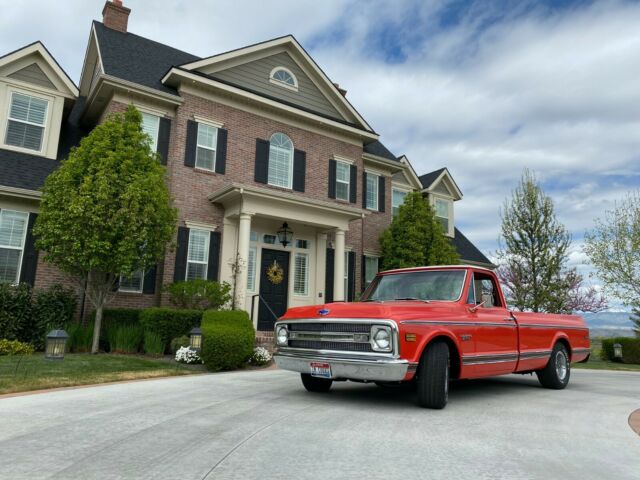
left=363, top=270, right=466, bottom=302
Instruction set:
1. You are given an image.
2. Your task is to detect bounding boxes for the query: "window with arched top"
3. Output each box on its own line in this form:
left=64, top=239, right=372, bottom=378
left=268, top=132, right=293, bottom=188
left=270, top=67, right=298, bottom=90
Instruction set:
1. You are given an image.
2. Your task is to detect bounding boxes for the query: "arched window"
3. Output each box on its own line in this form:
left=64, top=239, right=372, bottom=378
left=270, top=67, right=298, bottom=90
left=268, top=133, right=293, bottom=188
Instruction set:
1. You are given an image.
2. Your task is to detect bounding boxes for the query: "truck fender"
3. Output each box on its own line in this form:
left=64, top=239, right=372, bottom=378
left=415, top=329, right=463, bottom=380
left=550, top=332, right=572, bottom=360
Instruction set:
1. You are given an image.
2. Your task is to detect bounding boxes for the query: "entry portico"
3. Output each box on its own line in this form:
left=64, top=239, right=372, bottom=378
left=210, top=183, right=364, bottom=329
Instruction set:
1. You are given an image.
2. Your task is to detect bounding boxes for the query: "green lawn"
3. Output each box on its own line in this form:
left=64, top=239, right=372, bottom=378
left=0, top=354, right=202, bottom=395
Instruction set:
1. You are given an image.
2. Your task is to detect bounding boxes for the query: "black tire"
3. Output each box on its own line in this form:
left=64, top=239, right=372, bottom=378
left=301, top=373, right=333, bottom=393
left=417, top=341, right=450, bottom=409
left=536, top=343, right=570, bottom=389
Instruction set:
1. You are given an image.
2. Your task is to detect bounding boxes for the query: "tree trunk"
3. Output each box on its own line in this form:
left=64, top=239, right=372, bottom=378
left=91, top=304, right=103, bottom=354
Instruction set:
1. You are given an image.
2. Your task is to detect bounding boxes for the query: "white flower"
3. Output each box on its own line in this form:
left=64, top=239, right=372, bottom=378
left=175, top=346, right=202, bottom=364
left=250, top=346, right=272, bottom=365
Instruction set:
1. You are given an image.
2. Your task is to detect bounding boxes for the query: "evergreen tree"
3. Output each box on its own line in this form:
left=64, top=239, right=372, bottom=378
left=631, top=305, right=640, bottom=338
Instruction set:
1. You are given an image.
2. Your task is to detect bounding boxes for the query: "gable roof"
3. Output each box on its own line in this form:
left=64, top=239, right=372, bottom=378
left=419, top=168, right=446, bottom=189
left=419, top=167, right=463, bottom=200
left=92, top=21, right=200, bottom=96
left=363, top=140, right=398, bottom=161
left=450, top=228, right=493, bottom=267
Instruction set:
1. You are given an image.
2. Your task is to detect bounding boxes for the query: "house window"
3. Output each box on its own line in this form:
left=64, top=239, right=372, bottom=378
left=392, top=189, right=407, bottom=217
left=196, top=123, right=218, bottom=171
left=270, top=67, right=298, bottom=90
left=435, top=198, right=451, bottom=234
left=268, top=133, right=293, bottom=188
left=295, top=239, right=309, bottom=249
left=119, top=269, right=144, bottom=293
left=263, top=234, right=277, bottom=244
left=364, top=256, right=379, bottom=289
left=186, top=229, right=209, bottom=280
left=293, top=252, right=309, bottom=296
left=5, top=92, right=48, bottom=152
left=366, top=173, right=379, bottom=210
left=247, top=247, right=257, bottom=292
left=335, top=160, right=350, bottom=201
left=0, top=210, right=28, bottom=284
left=141, top=112, right=160, bottom=151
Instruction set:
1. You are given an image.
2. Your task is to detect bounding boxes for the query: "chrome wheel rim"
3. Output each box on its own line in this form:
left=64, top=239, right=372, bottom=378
left=555, top=351, right=568, bottom=381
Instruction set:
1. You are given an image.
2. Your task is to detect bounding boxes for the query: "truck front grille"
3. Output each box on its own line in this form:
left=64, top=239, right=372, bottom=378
left=288, top=340, right=374, bottom=352
left=282, top=321, right=377, bottom=353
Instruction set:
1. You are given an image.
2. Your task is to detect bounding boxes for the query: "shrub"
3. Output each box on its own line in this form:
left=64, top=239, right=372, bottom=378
left=0, top=339, right=35, bottom=356
left=175, top=346, right=202, bottom=364
left=170, top=335, right=190, bottom=353
left=601, top=337, right=640, bottom=364
left=90, top=308, right=141, bottom=352
left=33, top=285, right=77, bottom=329
left=143, top=331, right=165, bottom=357
left=111, top=324, right=143, bottom=354
left=250, top=346, right=272, bottom=366
left=164, top=280, right=231, bottom=310
left=0, top=283, right=33, bottom=342
left=139, top=308, right=202, bottom=351
left=65, top=323, right=94, bottom=353
left=200, top=310, right=255, bottom=371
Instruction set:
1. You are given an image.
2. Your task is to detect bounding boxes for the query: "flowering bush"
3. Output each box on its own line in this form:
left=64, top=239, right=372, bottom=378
left=250, top=346, right=272, bottom=366
left=174, top=346, right=202, bottom=364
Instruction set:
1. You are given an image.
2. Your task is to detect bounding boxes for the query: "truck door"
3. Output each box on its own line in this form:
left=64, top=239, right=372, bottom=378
left=467, top=272, right=518, bottom=376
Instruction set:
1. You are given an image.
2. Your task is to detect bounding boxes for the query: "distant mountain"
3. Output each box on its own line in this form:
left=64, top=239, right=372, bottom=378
left=581, top=312, right=636, bottom=338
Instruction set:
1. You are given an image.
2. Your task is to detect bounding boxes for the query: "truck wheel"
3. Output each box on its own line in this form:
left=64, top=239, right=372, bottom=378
left=417, top=341, right=450, bottom=409
left=536, top=343, right=570, bottom=389
left=301, top=373, right=333, bottom=393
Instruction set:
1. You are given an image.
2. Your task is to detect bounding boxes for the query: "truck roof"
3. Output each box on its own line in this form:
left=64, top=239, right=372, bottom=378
left=381, top=265, right=495, bottom=275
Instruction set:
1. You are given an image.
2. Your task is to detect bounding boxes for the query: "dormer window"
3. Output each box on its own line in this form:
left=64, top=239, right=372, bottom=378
left=5, top=92, right=48, bottom=152
left=269, top=67, right=298, bottom=91
left=434, top=197, right=453, bottom=236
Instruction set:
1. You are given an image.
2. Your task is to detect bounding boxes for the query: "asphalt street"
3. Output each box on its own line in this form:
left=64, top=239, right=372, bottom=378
left=0, top=368, right=638, bottom=480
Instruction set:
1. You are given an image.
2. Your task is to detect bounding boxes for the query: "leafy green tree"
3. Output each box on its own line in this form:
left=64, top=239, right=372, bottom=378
left=34, top=105, right=177, bottom=353
left=630, top=305, right=640, bottom=338
left=379, top=191, right=459, bottom=269
left=496, top=170, right=584, bottom=313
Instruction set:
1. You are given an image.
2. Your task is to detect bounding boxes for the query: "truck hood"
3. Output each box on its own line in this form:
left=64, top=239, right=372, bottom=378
left=280, top=301, right=464, bottom=323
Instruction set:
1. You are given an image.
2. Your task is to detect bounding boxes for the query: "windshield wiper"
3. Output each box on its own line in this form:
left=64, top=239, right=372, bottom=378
left=393, top=297, right=430, bottom=302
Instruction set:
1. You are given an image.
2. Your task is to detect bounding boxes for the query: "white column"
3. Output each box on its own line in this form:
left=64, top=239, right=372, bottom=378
left=235, top=213, right=252, bottom=310
left=316, top=232, right=327, bottom=302
left=333, top=229, right=346, bottom=302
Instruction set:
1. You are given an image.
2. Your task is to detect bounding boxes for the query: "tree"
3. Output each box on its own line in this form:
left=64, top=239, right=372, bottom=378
left=495, top=169, right=603, bottom=313
left=379, top=191, right=459, bottom=269
left=629, top=305, right=640, bottom=337
left=34, top=105, right=177, bottom=353
left=584, top=191, right=640, bottom=307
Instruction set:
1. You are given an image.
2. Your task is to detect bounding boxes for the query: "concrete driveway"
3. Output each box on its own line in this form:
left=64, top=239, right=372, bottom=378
left=0, top=368, right=638, bottom=480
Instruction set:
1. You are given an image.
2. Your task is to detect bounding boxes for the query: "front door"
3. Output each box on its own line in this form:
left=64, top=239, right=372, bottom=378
left=258, top=248, right=290, bottom=331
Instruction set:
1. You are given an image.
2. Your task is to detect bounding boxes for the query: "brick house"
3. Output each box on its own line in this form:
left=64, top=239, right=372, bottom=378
left=0, top=0, right=492, bottom=332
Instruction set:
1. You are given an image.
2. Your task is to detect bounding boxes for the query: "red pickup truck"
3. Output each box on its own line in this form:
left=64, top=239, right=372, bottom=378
left=274, top=265, right=590, bottom=409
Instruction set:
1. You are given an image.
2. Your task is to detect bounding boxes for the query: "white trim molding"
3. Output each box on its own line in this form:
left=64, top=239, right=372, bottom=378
left=185, top=220, right=217, bottom=231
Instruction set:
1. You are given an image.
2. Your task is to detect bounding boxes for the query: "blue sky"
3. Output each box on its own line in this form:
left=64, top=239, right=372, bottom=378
left=1, top=0, right=639, bottom=308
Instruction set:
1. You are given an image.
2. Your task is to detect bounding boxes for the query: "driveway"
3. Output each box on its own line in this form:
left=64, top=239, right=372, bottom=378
left=0, top=368, right=638, bottom=480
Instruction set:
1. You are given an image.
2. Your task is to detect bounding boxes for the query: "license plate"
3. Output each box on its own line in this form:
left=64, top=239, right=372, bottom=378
left=310, top=362, right=332, bottom=378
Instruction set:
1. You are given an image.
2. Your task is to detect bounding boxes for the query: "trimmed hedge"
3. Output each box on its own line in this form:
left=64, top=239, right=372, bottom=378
left=200, top=310, right=255, bottom=371
left=601, top=337, right=640, bottom=364
left=139, top=308, right=202, bottom=351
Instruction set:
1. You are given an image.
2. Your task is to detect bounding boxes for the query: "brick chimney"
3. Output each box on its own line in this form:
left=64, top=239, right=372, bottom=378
left=102, top=0, right=131, bottom=32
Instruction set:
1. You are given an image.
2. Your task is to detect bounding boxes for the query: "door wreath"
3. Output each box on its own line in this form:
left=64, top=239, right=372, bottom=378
left=266, top=260, right=284, bottom=285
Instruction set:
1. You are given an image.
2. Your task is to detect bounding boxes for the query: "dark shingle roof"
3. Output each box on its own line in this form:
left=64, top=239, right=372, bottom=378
left=451, top=227, right=493, bottom=266
left=93, top=21, right=200, bottom=95
left=363, top=140, right=398, bottom=161
left=419, top=168, right=446, bottom=189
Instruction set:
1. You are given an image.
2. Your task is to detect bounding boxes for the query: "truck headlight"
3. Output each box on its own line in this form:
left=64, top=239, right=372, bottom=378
left=371, top=326, right=392, bottom=352
left=276, top=325, right=289, bottom=346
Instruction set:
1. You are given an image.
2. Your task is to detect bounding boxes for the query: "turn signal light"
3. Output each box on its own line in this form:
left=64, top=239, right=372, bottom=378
left=405, top=333, right=417, bottom=342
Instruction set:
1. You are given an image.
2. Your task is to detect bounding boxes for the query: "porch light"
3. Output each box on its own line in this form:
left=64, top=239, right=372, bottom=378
left=277, top=222, right=293, bottom=248
left=45, top=330, right=68, bottom=360
left=189, top=327, right=203, bottom=351
left=613, top=343, right=623, bottom=360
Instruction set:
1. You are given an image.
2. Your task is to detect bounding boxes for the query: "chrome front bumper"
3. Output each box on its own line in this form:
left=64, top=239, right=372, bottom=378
left=274, top=350, right=416, bottom=382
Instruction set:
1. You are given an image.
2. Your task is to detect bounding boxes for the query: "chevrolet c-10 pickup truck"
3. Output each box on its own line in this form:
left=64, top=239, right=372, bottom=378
left=273, top=265, right=590, bottom=409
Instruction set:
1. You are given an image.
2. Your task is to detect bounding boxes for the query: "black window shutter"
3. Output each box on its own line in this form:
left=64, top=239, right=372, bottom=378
left=157, top=118, right=171, bottom=165
left=361, top=254, right=367, bottom=293
left=325, top=248, right=334, bottom=303
left=347, top=251, right=355, bottom=301
left=173, top=226, right=190, bottom=282
left=19, top=213, right=38, bottom=286
left=184, top=120, right=198, bottom=167
left=215, top=128, right=227, bottom=174
left=255, top=138, right=270, bottom=184
left=362, top=172, right=368, bottom=209
left=143, top=264, right=157, bottom=294
left=349, top=164, right=357, bottom=203
left=293, top=149, right=306, bottom=192
left=378, top=256, right=384, bottom=272
left=207, top=231, right=221, bottom=281
left=378, top=176, right=386, bottom=212
left=328, top=159, right=337, bottom=199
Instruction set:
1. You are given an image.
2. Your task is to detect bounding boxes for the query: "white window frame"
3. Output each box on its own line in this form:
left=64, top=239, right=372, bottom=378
left=0, top=209, right=29, bottom=285
left=365, top=173, right=379, bottom=211
left=247, top=246, right=257, bottom=292
left=4, top=90, right=49, bottom=153
left=392, top=188, right=409, bottom=217
left=335, top=160, right=351, bottom=201
left=119, top=269, right=144, bottom=293
left=269, top=66, right=299, bottom=91
left=433, top=196, right=454, bottom=237
left=364, top=256, right=379, bottom=289
left=186, top=228, right=210, bottom=281
left=268, top=132, right=294, bottom=189
left=140, top=112, right=160, bottom=151
left=293, top=252, right=309, bottom=296
left=195, top=122, right=218, bottom=172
